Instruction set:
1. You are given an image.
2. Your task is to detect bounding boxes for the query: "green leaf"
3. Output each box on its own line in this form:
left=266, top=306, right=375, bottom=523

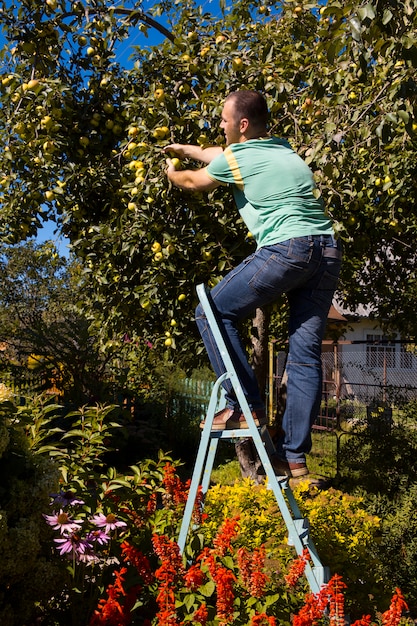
left=358, top=4, right=376, bottom=21
left=382, top=9, right=393, bottom=25
left=199, top=580, right=215, bottom=597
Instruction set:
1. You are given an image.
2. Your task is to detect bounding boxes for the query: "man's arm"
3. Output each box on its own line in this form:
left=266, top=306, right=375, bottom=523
left=163, top=143, right=223, bottom=164
left=165, top=159, right=221, bottom=192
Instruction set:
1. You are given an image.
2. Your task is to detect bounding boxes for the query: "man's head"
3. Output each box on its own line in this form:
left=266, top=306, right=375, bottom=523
left=220, top=90, right=269, bottom=145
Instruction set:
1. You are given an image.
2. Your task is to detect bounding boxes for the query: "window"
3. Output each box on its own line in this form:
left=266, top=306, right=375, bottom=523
left=400, top=345, right=413, bottom=369
left=366, top=334, right=396, bottom=368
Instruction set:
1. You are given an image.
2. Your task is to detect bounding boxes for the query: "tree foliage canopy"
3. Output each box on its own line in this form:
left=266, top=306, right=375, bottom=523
left=1, top=0, right=417, bottom=365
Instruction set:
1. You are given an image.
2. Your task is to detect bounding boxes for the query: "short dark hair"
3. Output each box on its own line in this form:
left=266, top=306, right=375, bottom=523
left=226, top=90, right=269, bottom=129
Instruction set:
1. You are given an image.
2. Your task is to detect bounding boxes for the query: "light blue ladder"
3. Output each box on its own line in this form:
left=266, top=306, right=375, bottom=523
left=177, top=283, right=328, bottom=595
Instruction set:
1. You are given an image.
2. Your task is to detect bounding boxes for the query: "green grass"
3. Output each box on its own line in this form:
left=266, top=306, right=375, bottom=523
left=210, top=430, right=338, bottom=485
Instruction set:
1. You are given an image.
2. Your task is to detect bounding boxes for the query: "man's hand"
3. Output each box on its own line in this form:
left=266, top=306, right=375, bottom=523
left=163, top=143, right=223, bottom=164
left=164, top=157, right=220, bottom=192
left=163, top=144, right=189, bottom=159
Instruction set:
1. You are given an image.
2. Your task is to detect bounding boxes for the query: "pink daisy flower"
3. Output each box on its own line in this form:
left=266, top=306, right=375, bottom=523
left=44, top=510, right=83, bottom=534
left=90, top=512, right=127, bottom=534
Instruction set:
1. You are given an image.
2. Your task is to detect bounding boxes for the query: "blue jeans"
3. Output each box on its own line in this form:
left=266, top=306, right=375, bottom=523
left=195, top=234, right=342, bottom=464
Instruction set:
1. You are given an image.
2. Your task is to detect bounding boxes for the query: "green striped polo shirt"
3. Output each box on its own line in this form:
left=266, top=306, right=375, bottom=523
left=205, top=137, right=334, bottom=248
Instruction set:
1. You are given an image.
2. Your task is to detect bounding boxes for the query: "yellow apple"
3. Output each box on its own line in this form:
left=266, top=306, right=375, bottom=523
left=2, top=75, right=14, bottom=86
left=178, top=293, right=187, bottom=302
left=151, top=241, right=162, bottom=253
left=135, top=142, right=149, bottom=154
left=43, top=140, right=55, bottom=153
left=103, top=102, right=114, bottom=114
left=154, top=252, right=163, bottom=262
left=232, top=58, right=243, bottom=71
left=154, top=88, right=165, bottom=102
left=171, top=158, right=181, bottom=169
left=45, top=190, right=55, bottom=201
left=27, top=79, right=41, bottom=93
left=197, top=133, right=208, bottom=145
left=164, top=337, right=173, bottom=347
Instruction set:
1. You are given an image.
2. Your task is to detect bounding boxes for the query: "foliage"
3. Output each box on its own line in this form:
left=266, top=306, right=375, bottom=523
left=202, top=477, right=385, bottom=616
left=0, top=390, right=412, bottom=624
left=1, top=0, right=416, bottom=371
left=293, top=482, right=384, bottom=615
left=339, top=421, right=417, bottom=614
left=0, top=396, right=62, bottom=626
left=0, top=241, right=120, bottom=404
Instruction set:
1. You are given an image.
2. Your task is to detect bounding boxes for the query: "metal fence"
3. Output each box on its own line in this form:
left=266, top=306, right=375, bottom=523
left=171, top=343, right=417, bottom=477
left=271, top=344, right=417, bottom=477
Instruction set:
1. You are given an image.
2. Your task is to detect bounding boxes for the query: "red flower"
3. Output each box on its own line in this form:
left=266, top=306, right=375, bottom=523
left=193, top=603, right=209, bottom=625
left=162, top=462, right=188, bottom=506
left=237, top=545, right=269, bottom=597
left=326, top=574, right=347, bottom=626
left=184, top=563, right=206, bottom=590
left=121, top=541, right=154, bottom=584
left=214, top=566, right=236, bottom=625
left=381, top=588, right=409, bottom=626
left=153, top=535, right=184, bottom=625
left=213, top=516, right=240, bottom=556
left=293, top=591, right=328, bottom=626
left=351, top=616, right=373, bottom=626
left=147, top=492, right=157, bottom=514
left=89, top=567, right=132, bottom=626
left=250, top=613, right=277, bottom=625
left=285, top=548, right=311, bottom=587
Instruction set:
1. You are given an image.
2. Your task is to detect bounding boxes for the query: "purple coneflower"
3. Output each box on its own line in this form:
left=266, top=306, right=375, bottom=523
left=86, top=529, right=111, bottom=546
left=90, top=512, right=127, bottom=534
left=54, top=532, right=90, bottom=557
left=49, top=490, right=85, bottom=507
left=44, top=510, right=83, bottom=534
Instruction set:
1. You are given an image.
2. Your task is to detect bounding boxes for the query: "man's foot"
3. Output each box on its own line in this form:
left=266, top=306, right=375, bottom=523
left=289, top=475, right=332, bottom=490
left=271, top=456, right=309, bottom=478
left=200, top=407, right=267, bottom=431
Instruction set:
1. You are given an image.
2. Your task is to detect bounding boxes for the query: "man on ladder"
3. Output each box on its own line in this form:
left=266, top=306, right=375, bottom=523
left=164, top=90, right=342, bottom=479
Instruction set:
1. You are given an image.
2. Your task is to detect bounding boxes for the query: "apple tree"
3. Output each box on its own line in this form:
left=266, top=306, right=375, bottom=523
left=0, top=0, right=417, bottom=376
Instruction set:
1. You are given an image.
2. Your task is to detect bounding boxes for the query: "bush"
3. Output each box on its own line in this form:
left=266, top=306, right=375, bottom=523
left=0, top=397, right=62, bottom=626
left=339, top=421, right=417, bottom=613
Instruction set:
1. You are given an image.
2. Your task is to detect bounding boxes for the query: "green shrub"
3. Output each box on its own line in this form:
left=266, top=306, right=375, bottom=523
left=0, top=397, right=62, bottom=626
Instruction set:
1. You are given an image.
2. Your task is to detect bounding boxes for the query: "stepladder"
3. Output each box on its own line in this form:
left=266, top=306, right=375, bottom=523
left=177, top=283, right=329, bottom=596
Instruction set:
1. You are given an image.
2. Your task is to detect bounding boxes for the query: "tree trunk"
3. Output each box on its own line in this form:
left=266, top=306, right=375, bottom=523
left=235, top=307, right=271, bottom=482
